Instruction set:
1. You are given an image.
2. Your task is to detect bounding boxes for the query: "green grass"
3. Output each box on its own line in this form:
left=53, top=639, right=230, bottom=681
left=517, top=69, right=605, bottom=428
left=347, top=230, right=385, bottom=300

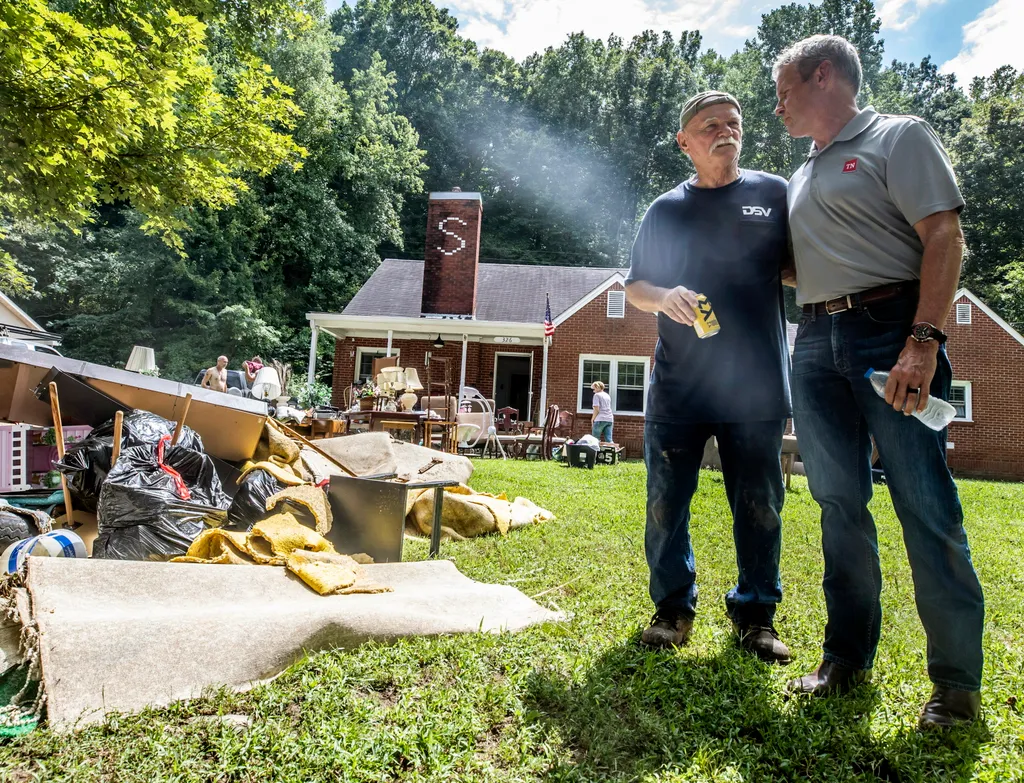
left=3, top=462, right=1024, bottom=782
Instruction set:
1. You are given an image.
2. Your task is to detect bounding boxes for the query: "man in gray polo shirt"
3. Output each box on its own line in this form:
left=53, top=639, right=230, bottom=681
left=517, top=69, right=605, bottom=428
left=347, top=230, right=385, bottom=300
left=774, top=35, right=984, bottom=730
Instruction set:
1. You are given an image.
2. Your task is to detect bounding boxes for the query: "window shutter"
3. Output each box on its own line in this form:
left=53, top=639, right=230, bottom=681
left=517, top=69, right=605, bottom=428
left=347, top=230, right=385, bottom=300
left=607, top=290, right=626, bottom=319
left=956, top=303, right=971, bottom=324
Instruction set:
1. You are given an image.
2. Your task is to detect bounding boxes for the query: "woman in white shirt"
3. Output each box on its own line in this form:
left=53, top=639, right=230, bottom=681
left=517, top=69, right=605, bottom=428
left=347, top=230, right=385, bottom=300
left=590, top=381, right=614, bottom=443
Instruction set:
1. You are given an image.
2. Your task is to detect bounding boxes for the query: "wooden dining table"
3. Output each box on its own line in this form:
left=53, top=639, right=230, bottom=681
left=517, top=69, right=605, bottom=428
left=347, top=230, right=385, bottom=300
left=344, top=410, right=426, bottom=443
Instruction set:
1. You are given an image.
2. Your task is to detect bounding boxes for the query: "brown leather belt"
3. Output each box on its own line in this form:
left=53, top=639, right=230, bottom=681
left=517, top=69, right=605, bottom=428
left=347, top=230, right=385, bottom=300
left=802, top=281, right=919, bottom=316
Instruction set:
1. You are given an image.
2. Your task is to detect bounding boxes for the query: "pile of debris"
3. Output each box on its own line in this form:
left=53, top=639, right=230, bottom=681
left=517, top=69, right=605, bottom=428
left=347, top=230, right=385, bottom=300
left=0, top=346, right=559, bottom=733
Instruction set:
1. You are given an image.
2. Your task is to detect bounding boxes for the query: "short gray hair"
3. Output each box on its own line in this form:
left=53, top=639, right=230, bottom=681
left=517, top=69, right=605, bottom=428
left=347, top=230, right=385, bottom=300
left=773, top=35, right=862, bottom=93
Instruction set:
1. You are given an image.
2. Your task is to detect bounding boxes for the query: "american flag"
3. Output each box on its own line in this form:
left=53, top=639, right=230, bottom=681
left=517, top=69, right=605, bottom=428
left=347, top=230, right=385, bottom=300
left=544, top=293, right=555, bottom=337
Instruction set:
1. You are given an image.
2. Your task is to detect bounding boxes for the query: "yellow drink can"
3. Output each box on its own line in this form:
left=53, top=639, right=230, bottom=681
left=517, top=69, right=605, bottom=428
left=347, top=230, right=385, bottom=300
left=692, top=294, right=720, bottom=339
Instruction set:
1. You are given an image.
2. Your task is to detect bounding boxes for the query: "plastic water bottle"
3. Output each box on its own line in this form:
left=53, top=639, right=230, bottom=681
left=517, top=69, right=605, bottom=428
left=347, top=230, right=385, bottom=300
left=864, top=369, right=957, bottom=431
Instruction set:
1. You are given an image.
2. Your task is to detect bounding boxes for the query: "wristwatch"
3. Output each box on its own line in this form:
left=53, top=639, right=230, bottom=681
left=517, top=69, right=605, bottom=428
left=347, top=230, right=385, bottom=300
left=911, top=322, right=947, bottom=344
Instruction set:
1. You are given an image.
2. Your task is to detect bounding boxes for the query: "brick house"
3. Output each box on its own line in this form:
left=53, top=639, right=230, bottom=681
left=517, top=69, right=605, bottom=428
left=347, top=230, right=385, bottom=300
left=305, top=191, right=1024, bottom=476
left=944, top=289, right=1024, bottom=481
left=306, top=191, right=658, bottom=456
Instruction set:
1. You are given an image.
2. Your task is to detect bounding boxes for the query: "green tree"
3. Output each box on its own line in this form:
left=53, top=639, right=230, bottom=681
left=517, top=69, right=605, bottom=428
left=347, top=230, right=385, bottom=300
left=950, top=67, right=1024, bottom=327
left=0, top=0, right=306, bottom=257
left=4, top=10, right=424, bottom=382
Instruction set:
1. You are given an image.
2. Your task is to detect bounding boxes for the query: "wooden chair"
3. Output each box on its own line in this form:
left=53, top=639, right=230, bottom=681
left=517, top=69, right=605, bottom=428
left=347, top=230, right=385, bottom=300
left=515, top=404, right=572, bottom=460
left=495, top=407, right=520, bottom=434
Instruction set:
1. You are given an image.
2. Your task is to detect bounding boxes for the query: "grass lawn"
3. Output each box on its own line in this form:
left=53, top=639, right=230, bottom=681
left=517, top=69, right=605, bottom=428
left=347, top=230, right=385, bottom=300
left=3, top=461, right=1023, bottom=781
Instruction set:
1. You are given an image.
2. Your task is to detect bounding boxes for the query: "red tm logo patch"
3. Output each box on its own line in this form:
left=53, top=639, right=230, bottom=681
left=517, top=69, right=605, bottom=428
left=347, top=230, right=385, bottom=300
left=843, top=159, right=858, bottom=173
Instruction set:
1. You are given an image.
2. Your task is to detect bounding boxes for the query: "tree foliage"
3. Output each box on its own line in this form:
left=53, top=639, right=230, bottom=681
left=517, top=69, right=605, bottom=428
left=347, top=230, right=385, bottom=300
left=0, top=0, right=306, bottom=246
left=3, top=0, right=1022, bottom=383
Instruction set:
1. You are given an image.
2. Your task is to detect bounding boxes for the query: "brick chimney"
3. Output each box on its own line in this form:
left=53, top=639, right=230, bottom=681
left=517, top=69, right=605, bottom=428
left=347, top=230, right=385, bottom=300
left=420, top=190, right=482, bottom=318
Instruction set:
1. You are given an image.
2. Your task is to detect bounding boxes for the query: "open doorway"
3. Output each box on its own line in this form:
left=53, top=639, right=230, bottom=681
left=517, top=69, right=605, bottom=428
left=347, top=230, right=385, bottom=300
left=493, top=353, right=532, bottom=421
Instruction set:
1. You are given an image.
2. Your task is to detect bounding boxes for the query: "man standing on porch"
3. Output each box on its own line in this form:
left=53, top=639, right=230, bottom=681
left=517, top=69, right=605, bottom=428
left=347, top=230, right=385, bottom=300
left=624, top=91, right=793, bottom=663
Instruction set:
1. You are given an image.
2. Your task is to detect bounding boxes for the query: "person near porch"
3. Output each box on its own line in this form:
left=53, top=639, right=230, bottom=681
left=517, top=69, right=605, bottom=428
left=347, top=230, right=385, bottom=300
left=243, top=355, right=264, bottom=384
left=590, top=381, right=614, bottom=442
left=774, top=35, right=984, bottom=729
left=624, top=90, right=793, bottom=663
left=202, top=356, right=229, bottom=393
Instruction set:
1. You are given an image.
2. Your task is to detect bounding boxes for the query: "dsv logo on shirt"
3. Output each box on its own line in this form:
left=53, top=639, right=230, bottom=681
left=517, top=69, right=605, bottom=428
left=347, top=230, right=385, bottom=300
left=741, top=206, right=773, bottom=217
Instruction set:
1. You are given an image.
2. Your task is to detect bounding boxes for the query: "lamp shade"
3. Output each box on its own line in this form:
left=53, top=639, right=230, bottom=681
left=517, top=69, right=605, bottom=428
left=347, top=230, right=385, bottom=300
left=403, top=367, right=423, bottom=391
left=380, top=365, right=406, bottom=390
left=125, top=346, right=157, bottom=373
left=433, top=334, right=445, bottom=349
left=251, top=367, right=282, bottom=400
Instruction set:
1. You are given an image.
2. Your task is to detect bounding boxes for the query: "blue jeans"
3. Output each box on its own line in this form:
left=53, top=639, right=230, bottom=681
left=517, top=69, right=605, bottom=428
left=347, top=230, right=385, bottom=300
left=644, top=419, right=786, bottom=626
left=792, top=296, right=984, bottom=690
left=592, top=421, right=613, bottom=442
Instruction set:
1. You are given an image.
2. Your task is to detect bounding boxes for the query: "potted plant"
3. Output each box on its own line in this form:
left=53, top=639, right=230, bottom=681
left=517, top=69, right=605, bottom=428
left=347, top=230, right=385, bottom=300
left=296, top=380, right=332, bottom=411
left=355, top=381, right=382, bottom=411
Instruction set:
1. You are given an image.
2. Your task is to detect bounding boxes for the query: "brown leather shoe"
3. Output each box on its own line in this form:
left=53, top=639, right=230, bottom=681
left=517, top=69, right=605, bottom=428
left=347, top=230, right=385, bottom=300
left=918, top=686, right=981, bottom=730
left=640, top=609, right=693, bottom=648
left=786, top=660, right=870, bottom=697
left=735, top=624, right=792, bottom=665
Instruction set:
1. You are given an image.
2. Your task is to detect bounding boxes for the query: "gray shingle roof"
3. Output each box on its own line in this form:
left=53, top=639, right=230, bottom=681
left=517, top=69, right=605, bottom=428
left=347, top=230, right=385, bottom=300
left=342, top=259, right=622, bottom=322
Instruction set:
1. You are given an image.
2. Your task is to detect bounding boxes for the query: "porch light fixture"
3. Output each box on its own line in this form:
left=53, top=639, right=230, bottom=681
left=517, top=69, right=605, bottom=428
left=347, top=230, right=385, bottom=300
left=433, top=334, right=445, bottom=349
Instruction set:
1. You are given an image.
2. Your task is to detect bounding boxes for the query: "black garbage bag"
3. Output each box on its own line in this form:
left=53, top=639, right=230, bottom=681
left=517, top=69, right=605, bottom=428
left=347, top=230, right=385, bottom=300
left=55, top=411, right=202, bottom=512
left=94, top=437, right=230, bottom=561
left=224, top=470, right=290, bottom=532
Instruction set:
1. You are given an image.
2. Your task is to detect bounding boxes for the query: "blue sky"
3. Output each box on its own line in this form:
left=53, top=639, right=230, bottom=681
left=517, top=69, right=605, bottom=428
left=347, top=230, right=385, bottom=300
left=323, top=0, right=1023, bottom=85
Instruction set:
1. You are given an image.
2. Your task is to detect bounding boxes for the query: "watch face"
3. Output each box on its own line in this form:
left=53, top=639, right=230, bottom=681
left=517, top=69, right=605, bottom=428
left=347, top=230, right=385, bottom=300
left=913, top=323, right=930, bottom=341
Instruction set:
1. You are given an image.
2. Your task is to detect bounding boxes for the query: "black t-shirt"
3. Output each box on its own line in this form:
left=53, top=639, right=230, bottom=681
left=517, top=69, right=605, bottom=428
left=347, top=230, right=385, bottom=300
left=626, top=171, right=792, bottom=424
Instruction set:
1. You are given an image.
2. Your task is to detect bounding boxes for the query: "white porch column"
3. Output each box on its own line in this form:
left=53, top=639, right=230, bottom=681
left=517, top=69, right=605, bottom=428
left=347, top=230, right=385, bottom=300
left=385, top=329, right=393, bottom=357
left=306, top=322, right=319, bottom=384
left=539, top=337, right=549, bottom=423
left=458, top=333, right=468, bottom=402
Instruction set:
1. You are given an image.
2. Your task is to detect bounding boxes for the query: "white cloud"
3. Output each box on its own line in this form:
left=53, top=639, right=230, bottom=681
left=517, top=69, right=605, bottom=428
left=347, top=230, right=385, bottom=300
left=448, top=0, right=745, bottom=60
left=941, top=0, right=1024, bottom=84
left=876, top=0, right=946, bottom=31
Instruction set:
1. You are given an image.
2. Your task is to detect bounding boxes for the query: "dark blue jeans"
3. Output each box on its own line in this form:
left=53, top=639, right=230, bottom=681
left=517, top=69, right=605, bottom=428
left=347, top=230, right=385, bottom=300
left=792, top=296, right=985, bottom=691
left=644, top=419, right=786, bottom=627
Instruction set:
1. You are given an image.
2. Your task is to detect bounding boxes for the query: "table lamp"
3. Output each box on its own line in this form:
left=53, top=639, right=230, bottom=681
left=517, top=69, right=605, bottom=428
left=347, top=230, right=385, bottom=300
left=125, top=346, right=157, bottom=373
left=399, top=368, right=423, bottom=411
left=251, top=366, right=282, bottom=402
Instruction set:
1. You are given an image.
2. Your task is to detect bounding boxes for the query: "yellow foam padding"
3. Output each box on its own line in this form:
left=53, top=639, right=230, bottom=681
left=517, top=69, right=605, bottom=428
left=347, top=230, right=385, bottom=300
left=266, top=485, right=333, bottom=535
left=249, top=512, right=332, bottom=560
left=239, top=460, right=306, bottom=486
left=286, top=550, right=393, bottom=595
left=285, top=549, right=359, bottom=594
left=252, top=422, right=301, bottom=465
left=406, top=485, right=514, bottom=539
left=173, top=528, right=254, bottom=565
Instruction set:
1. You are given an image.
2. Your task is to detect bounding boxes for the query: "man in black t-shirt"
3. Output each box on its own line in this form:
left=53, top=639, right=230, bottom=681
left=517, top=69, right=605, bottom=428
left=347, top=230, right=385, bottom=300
left=625, top=91, right=793, bottom=663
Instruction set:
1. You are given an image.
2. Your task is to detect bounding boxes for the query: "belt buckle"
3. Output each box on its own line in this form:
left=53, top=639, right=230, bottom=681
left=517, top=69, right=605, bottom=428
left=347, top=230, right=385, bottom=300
left=825, top=295, right=854, bottom=315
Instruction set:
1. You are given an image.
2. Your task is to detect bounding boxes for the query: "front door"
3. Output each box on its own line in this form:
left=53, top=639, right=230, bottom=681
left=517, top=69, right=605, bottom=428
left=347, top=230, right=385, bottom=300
left=494, top=354, right=532, bottom=421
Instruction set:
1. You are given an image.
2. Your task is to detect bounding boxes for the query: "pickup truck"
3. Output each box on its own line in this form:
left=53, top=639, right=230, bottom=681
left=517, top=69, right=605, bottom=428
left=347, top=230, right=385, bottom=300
left=192, top=368, right=251, bottom=396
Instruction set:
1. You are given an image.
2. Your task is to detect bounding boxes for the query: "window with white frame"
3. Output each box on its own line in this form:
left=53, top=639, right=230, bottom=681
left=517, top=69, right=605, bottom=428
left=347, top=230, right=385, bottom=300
left=607, top=289, right=626, bottom=318
left=949, top=381, right=972, bottom=421
left=956, top=303, right=972, bottom=324
left=578, top=355, right=649, bottom=414
left=354, top=347, right=399, bottom=384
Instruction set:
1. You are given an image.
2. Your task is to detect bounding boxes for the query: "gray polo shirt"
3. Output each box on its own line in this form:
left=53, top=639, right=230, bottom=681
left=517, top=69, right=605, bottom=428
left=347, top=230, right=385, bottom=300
left=788, top=107, right=964, bottom=305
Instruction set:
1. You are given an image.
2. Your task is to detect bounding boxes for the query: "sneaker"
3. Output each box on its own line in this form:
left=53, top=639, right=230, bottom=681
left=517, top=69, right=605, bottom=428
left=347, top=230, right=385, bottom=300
left=641, top=609, right=693, bottom=649
left=734, top=624, right=792, bottom=665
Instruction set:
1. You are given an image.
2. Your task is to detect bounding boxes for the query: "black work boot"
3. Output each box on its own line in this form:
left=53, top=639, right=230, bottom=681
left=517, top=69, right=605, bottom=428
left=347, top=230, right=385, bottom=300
left=918, top=686, right=981, bottom=730
left=785, top=660, right=870, bottom=697
left=640, top=609, right=693, bottom=649
left=734, top=623, right=792, bottom=665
